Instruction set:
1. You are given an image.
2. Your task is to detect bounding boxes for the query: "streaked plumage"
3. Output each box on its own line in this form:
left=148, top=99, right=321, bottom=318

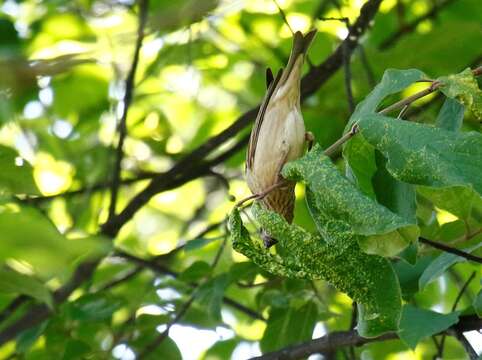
left=246, top=30, right=316, bottom=247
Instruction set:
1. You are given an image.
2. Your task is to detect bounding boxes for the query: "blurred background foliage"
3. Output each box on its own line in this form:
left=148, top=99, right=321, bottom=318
left=0, top=0, right=481, bottom=359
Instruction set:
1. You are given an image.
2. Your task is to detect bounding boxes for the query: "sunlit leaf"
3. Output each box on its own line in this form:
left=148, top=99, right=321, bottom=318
left=0, top=145, right=39, bottom=195
left=0, top=206, right=110, bottom=277
left=0, top=268, right=53, bottom=309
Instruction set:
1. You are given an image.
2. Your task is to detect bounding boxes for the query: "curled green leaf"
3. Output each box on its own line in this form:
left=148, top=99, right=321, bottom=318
left=229, top=205, right=402, bottom=337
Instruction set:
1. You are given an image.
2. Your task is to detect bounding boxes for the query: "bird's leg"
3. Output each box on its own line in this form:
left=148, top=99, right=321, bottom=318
left=305, top=131, right=315, bottom=151
left=235, top=180, right=288, bottom=208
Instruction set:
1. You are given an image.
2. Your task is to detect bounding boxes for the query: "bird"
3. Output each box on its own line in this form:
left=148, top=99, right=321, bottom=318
left=245, top=30, right=316, bottom=248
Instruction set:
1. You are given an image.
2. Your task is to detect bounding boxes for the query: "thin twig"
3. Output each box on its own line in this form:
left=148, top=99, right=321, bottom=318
left=273, top=0, right=294, bottom=34
left=108, top=0, right=149, bottom=220
left=378, top=80, right=441, bottom=115
left=358, top=45, right=376, bottom=87
left=342, top=20, right=355, bottom=113
left=436, top=271, right=476, bottom=359
left=323, top=124, right=359, bottom=157
left=419, top=238, right=482, bottom=264
left=235, top=180, right=288, bottom=208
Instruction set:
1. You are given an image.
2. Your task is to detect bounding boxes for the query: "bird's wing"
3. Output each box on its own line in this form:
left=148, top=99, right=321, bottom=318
left=246, top=68, right=282, bottom=170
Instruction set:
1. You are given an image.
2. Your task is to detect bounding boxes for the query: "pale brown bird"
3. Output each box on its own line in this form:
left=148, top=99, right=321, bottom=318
left=245, top=30, right=316, bottom=247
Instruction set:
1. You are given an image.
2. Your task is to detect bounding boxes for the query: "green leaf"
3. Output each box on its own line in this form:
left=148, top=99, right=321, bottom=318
left=202, top=338, right=239, bottom=360
left=0, top=206, right=111, bottom=277
left=184, top=237, right=217, bottom=251
left=437, top=68, right=482, bottom=119
left=131, top=334, right=182, bottom=360
left=393, top=255, right=434, bottom=299
left=418, top=242, right=482, bottom=290
left=372, top=151, right=417, bottom=254
left=66, top=293, right=123, bottom=321
left=149, top=0, right=219, bottom=32
left=398, top=304, right=459, bottom=349
left=16, top=322, right=48, bottom=353
left=260, top=301, right=317, bottom=353
left=0, top=268, right=53, bottom=309
left=282, top=145, right=419, bottom=256
left=343, top=69, right=426, bottom=196
left=418, top=186, right=477, bottom=220
left=61, top=339, right=91, bottom=360
left=196, top=274, right=230, bottom=322
left=0, top=145, right=39, bottom=195
left=473, top=288, right=482, bottom=317
left=357, top=114, right=482, bottom=197
left=350, top=69, right=427, bottom=122
left=228, top=261, right=260, bottom=283
left=179, top=261, right=212, bottom=282
left=229, top=206, right=402, bottom=337
left=436, top=97, right=464, bottom=132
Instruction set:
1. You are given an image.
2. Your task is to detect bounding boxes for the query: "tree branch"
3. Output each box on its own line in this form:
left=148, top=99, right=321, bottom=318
left=419, top=237, right=482, bottom=264
left=251, top=315, right=482, bottom=360
left=108, top=0, right=149, bottom=220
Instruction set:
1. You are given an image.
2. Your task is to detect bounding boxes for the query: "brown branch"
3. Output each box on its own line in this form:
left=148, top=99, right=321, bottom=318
left=419, top=237, right=482, bottom=264
left=108, top=0, right=149, bottom=220
left=251, top=315, right=482, bottom=360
